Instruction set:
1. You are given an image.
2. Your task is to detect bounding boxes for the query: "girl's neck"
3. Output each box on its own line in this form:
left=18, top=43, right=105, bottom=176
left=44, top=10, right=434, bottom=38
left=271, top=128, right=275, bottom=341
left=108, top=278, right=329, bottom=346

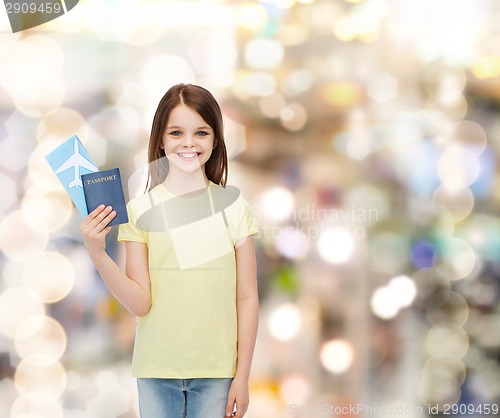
left=162, top=168, right=210, bottom=196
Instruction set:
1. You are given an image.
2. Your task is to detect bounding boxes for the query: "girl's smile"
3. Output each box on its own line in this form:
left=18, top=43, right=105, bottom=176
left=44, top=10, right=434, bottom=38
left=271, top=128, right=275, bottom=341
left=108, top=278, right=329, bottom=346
left=176, top=151, right=200, bottom=160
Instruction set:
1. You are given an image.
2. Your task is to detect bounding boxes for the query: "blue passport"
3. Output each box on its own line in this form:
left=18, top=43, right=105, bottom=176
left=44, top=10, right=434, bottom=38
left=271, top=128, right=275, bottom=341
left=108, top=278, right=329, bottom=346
left=81, top=168, right=129, bottom=226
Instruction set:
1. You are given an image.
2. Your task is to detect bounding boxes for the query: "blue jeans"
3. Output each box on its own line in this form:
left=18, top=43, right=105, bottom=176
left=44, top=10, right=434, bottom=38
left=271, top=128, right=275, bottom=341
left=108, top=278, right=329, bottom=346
left=137, top=378, right=233, bottom=418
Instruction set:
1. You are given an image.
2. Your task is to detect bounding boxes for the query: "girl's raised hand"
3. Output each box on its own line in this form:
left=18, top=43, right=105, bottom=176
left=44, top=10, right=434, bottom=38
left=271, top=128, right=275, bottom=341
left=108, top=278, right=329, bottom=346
left=80, top=205, right=116, bottom=257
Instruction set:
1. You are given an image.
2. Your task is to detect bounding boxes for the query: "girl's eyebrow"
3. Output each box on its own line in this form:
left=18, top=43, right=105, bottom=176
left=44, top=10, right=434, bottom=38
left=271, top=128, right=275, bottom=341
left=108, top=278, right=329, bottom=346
left=166, top=125, right=213, bottom=130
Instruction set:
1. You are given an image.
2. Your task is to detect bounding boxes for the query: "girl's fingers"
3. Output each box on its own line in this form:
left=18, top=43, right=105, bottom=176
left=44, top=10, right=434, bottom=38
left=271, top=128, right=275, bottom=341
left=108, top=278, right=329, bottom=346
left=98, top=226, right=113, bottom=238
left=82, top=204, right=106, bottom=224
left=90, top=204, right=106, bottom=217
left=96, top=209, right=116, bottom=230
left=81, top=206, right=116, bottom=235
left=90, top=206, right=114, bottom=228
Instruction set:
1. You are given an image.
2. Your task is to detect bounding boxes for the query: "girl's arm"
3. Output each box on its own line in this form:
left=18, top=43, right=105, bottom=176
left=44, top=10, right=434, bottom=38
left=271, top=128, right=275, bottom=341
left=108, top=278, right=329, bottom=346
left=226, top=236, right=258, bottom=418
left=80, top=205, right=152, bottom=317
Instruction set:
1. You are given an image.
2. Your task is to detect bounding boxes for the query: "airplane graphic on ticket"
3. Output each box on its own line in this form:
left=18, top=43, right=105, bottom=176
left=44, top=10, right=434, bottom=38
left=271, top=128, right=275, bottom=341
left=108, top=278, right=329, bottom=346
left=45, top=135, right=99, bottom=216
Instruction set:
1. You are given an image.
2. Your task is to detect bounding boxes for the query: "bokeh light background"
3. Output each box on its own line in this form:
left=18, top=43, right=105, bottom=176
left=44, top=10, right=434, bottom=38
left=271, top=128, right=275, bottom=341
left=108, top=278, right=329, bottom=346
left=1, top=0, right=500, bottom=417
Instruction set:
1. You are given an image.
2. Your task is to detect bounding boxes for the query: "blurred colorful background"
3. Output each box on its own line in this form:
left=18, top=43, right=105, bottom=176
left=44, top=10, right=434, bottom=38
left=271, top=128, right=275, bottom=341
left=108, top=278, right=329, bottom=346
left=1, top=0, right=500, bottom=417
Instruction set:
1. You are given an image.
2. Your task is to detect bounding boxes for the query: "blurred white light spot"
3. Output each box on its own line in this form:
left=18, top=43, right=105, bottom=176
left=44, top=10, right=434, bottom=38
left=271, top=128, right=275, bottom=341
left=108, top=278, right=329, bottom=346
left=418, top=356, right=465, bottom=405
left=86, top=371, right=133, bottom=417
left=317, top=227, right=355, bottom=264
left=446, top=120, right=488, bottom=156
left=432, top=185, right=474, bottom=222
left=245, top=39, right=284, bottom=70
left=21, top=188, right=73, bottom=233
left=280, top=103, right=308, bottom=131
left=111, top=1, right=164, bottom=46
left=88, top=105, right=142, bottom=147
left=263, top=0, right=295, bottom=7
left=371, top=286, right=400, bottom=319
left=28, top=141, right=71, bottom=192
left=367, top=71, right=398, bottom=103
left=139, top=55, right=196, bottom=105
left=244, top=72, right=277, bottom=96
left=0, top=288, right=45, bottom=338
left=15, top=315, right=67, bottom=363
left=320, top=339, right=354, bottom=374
left=15, top=356, right=67, bottom=403
left=389, top=275, right=417, bottom=307
left=259, top=187, right=295, bottom=222
left=0, top=41, right=43, bottom=92
left=284, top=69, right=314, bottom=94
left=65, top=371, right=82, bottom=392
left=333, top=13, right=380, bottom=42
left=187, top=29, right=238, bottom=88
left=279, top=22, right=310, bottom=46
left=279, top=375, right=311, bottom=405
left=13, top=79, right=65, bottom=118
left=342, top=108, right=371, bottom=160
left=418, top=63, right=467, bottom=103
left=37, top=108, right=88, bottom=144
left=0, top=172, right=17, bottom=214
left=437, top=146, right=480, bottom=190
left=442, top=238, right=476, bottom=280
left=275, top=227, right=310, bottom=259
left=0, top=210, right=48, bottom=261
left=268, top=303, right=302, bottom=341
left=426, top=326, right=469, bottom=359
left=23, top=251, right=75, bottom=304
left=372, top=275, right=417, bottom=320
left=0, top=36, right=63, bottom=96
left=0, top=134, right=31, bottom=173
left=236, top=3, right=269, bottom=31
left=11, top=393, right=64, bottom=418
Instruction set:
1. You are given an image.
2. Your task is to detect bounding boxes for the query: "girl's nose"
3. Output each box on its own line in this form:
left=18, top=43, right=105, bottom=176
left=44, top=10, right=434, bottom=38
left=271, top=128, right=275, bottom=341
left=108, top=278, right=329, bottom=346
left=183, top=135, right=195, bottom=147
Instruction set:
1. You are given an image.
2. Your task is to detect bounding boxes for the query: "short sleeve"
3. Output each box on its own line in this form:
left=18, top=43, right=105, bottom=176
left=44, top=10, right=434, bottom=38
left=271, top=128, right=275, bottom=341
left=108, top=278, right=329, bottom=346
left=117, top=201, right=147, bottom=244
left=226, top=195, right=259, bottom=244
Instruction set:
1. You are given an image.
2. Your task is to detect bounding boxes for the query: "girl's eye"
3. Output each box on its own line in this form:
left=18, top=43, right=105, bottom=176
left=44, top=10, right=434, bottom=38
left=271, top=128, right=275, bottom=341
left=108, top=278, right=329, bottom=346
left=196, top=131, right=208, bottom=137
left=170, top=131, right=181, bottom=136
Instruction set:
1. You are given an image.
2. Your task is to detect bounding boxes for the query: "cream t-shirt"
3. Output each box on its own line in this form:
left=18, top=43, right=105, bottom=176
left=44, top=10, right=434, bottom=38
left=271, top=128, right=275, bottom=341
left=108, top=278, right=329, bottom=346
left=117, top=181, right=259, bottom=378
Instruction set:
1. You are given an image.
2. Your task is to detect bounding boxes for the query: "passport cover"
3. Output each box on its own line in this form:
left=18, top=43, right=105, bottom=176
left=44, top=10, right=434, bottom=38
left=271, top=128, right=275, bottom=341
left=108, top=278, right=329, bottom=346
left=82, top=168, right=129, bottom=227
left=45, top=135, right=99, bottom=216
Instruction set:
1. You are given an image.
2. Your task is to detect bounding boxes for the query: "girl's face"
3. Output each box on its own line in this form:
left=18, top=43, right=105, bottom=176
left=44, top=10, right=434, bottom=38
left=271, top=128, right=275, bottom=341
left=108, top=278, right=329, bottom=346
left=161, top=104, right=215, bottom=175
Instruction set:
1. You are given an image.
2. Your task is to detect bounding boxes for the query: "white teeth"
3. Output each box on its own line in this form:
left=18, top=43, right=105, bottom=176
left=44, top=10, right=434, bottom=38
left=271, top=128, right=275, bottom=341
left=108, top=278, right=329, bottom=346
left=178, top=153, right=197, bottom=158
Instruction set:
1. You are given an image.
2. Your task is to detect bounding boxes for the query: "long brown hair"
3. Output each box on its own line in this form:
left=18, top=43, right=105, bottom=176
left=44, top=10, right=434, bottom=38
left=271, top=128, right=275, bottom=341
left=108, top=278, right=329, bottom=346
left=146, top=84, right=228, bottom=191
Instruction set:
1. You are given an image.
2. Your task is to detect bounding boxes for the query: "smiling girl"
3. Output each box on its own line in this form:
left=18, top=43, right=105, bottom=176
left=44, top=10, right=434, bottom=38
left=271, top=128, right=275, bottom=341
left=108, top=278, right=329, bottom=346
left=80, top=84, right=259, bottom=418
